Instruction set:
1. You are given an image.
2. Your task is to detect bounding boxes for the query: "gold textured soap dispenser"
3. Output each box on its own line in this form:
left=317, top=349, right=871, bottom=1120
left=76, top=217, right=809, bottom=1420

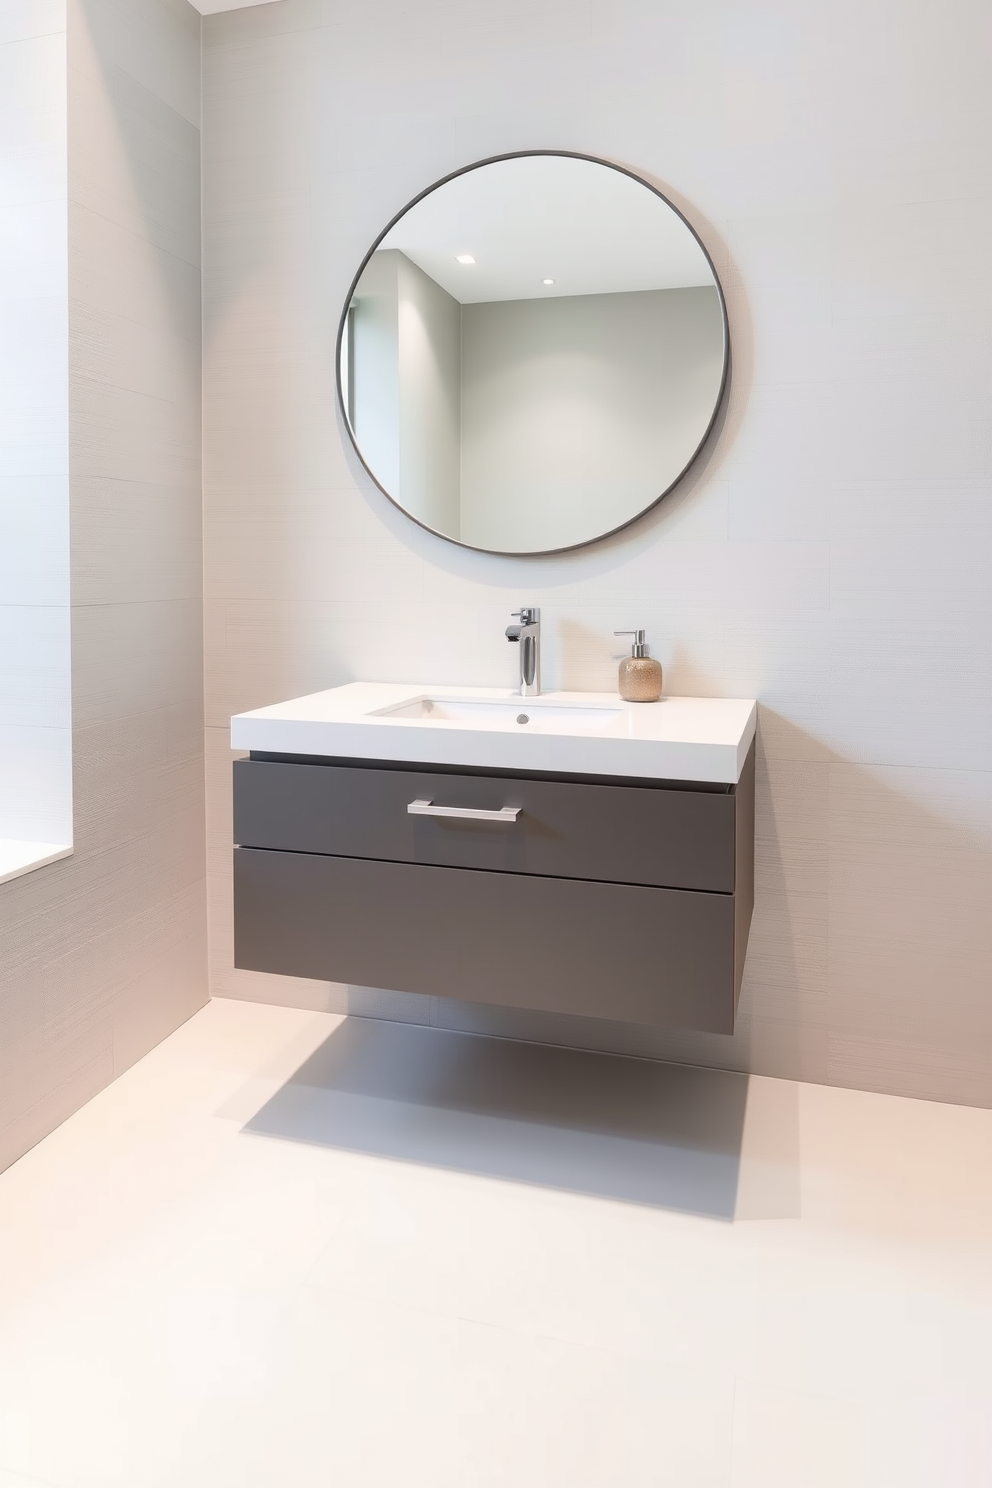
left=614, top=630, right=663, bottom=702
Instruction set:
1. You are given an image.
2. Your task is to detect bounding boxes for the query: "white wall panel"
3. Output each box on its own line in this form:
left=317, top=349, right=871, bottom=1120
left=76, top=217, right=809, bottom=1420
left=203, top=0, right=992, bottom=1106
left=0, top=12, right=72, bottom=861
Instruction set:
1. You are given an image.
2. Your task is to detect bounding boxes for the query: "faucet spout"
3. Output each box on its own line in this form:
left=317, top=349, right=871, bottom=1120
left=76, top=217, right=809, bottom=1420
left=506, top=607, right=541, bottom=696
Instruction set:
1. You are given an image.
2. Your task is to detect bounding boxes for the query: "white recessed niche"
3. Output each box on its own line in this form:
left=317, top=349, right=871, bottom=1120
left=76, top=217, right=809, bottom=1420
left=0, top=11, right=72, bottom=883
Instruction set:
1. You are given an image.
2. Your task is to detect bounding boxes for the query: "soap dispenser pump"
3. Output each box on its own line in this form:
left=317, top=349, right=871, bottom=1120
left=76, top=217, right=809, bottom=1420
left=614, top=630, right=663, bottom=702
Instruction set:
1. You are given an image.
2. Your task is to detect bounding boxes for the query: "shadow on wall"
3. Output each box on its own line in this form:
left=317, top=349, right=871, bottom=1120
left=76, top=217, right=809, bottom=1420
left=77, top=0, right=201, bottom=347
left=242, top=1017, right=798, bottom=1220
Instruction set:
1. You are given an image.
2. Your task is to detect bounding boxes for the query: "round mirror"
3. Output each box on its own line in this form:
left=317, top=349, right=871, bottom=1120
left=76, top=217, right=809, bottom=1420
left=337, top=151, right=728, bottom=556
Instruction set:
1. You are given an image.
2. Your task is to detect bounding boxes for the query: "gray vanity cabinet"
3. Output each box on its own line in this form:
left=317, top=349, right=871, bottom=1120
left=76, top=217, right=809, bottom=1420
left=232, top=744, right=754, bottom=1033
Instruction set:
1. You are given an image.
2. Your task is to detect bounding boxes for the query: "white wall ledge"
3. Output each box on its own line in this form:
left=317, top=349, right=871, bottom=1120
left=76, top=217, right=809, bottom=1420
left=0, top=840, right=72, bottom=887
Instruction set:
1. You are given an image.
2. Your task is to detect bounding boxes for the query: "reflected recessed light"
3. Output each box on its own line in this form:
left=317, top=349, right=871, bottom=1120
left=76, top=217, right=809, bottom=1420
left=542, top=278, right=555, bottom=285
left=455, top=254, right=476, bottom=265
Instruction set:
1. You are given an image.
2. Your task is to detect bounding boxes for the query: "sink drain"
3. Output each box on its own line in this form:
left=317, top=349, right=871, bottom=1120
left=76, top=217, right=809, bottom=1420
left=516, top=714, right=530, bottom=725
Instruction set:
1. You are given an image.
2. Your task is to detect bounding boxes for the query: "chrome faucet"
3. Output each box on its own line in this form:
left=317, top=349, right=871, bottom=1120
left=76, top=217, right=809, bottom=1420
left=505, top=607, right=541, bottom=696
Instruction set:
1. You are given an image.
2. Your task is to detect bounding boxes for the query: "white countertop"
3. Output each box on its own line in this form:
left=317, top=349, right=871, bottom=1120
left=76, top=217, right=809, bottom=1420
left=231, top=684, right=756, bottom=784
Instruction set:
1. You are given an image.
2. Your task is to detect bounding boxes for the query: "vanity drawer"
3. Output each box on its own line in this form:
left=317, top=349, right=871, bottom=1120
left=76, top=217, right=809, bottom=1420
left=234, top=848, right=738, bottom=1033
left=234, top=755, right=744, bottom=894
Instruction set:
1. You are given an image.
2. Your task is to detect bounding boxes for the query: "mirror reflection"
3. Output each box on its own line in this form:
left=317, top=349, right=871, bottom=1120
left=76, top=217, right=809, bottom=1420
left=339, top=153, right=727, bottom=555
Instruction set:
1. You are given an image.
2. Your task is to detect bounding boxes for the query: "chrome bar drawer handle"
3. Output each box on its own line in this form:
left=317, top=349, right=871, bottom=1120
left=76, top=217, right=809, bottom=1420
left=407, top=798, right=521, bottom=823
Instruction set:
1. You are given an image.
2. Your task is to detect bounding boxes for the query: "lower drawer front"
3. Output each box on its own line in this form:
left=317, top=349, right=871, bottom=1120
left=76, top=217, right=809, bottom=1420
left=234, top=847, right=736, bottom=1034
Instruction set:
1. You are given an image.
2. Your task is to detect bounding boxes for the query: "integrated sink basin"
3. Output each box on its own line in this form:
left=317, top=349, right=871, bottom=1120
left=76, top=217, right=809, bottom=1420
left=370, top=695, right=623, bottom=733
left=232, top=683, right=757, bottom=784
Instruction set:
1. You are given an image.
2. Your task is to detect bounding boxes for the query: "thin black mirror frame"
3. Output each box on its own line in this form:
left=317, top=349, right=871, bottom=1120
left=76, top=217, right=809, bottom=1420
left=335, top=149, right=731, bottom=558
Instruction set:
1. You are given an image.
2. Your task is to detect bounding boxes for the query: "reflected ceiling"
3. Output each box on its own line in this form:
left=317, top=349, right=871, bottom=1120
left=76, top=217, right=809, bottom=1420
left=382, top=155, right=714, bottom=304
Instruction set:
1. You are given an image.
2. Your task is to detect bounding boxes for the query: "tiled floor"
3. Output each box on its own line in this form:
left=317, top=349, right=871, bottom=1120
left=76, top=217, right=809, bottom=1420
left=1, top=999, right=990, bottom=1488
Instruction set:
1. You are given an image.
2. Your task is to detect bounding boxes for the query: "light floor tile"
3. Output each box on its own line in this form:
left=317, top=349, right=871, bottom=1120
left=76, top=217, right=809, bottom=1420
left=1, top=997, right=990, bottom=1487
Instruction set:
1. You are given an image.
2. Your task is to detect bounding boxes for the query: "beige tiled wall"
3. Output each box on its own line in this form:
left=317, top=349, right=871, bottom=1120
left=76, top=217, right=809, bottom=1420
left=202, top=0, right=992, bottom=1107
left=0, top=0, right=207, bottom=1172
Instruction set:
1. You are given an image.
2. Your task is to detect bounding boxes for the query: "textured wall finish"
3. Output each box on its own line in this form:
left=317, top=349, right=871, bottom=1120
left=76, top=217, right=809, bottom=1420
left=0, top=0, right=207, bottom=1172
left=203, top=0, right=992, bottom=1107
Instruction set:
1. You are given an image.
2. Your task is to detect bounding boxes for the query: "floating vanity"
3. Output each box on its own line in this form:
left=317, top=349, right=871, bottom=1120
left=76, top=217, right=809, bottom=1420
left=231, top=684, right=756, bottom=1034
